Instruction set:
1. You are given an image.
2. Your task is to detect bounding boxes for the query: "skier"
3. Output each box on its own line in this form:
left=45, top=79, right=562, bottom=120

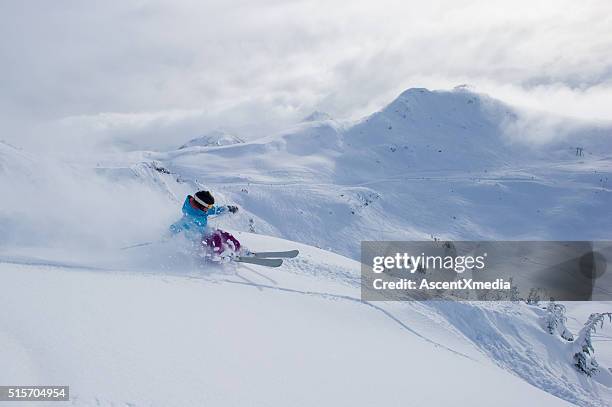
left=170, top=190, right=242, bottom=259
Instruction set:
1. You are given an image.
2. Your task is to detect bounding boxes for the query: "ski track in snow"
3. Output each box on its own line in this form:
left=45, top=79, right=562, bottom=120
left=0, top=254, right=473, bottom=361
left=214, top=274, right=476, bottom=360
left=3, top=252, right=609, bottom=406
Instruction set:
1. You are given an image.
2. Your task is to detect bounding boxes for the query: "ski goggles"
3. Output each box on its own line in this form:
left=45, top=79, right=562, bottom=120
left=193, top=195, right=214, bottom=210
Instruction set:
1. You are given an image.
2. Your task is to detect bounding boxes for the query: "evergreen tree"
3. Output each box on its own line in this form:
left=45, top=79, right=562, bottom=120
left=573, top=313, right=612, bottom=376
left=544, top=301, right=574, bottom=341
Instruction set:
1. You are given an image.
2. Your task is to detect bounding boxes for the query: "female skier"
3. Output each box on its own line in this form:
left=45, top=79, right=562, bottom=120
left=169, top=190, right=242, bottom=259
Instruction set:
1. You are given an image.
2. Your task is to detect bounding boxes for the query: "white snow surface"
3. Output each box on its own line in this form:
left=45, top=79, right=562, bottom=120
left=1, top=88, right=612, bottom=406
left=0, top=233, right=592, bottom=407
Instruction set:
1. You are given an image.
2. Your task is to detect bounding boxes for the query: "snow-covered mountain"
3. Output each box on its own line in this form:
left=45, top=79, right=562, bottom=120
left=1, top=87, right=611, bottom=406
left=143, top=88, right=612, bottom=257
left=178, top=130, right=244, bottom=149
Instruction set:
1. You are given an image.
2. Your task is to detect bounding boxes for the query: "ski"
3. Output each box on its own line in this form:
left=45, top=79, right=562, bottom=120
left=250, top=250, right=299, bottom=259
left=235, top=256, right=283, bottom=267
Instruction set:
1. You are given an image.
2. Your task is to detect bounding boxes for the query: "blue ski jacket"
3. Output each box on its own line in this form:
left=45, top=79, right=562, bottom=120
left=169, top=196, right=227, bottom=237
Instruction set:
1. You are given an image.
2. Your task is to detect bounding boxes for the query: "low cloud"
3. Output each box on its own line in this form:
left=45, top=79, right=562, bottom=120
left=1, top=0, right=611, bottom=151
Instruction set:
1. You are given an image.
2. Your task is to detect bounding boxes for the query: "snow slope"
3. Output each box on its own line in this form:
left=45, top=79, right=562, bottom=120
left=0, top=233, right=586, bottom=407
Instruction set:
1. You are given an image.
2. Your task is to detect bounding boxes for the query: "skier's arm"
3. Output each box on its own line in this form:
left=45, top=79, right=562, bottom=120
left=208, top=205, right=238, bottom=216
left=207, top=205, right=227, bottom=216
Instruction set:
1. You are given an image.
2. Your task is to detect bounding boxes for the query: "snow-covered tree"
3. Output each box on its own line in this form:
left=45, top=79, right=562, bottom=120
left=544, top=301, right=573, bottom=341
left=507, top=278, right=520, bottom=302
left=526, top=288, right=545, bottom=305
left=573, top=312, right=612, bottom=376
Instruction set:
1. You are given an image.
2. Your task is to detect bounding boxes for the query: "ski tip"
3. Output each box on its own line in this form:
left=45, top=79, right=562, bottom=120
left=268, top=259, right=283, bottom=267
left=277, top=249, right=299, bottom=258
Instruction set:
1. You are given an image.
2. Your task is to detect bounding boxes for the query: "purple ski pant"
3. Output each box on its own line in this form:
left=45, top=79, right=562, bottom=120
left=203, top=229, right=241, bottom=254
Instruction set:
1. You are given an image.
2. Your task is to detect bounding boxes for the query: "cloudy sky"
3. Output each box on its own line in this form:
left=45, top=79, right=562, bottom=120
left=1, top=0, right=611, bottom=150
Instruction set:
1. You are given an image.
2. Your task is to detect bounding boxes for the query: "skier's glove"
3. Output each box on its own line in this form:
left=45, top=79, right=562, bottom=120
left=227, top=205, right=239, bottom=214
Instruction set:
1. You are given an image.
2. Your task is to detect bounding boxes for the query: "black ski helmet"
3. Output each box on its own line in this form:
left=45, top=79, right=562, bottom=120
left=194, top=190, right=215, bottom=206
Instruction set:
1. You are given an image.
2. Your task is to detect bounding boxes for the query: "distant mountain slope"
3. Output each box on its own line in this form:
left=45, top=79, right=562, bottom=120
left=148, top=88, right=612, bottom=257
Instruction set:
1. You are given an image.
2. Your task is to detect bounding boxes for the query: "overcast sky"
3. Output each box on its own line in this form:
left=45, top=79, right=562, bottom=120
left=1, top=0, right=611, bottom=150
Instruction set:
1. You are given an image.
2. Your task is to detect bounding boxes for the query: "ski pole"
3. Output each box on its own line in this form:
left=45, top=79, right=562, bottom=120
left=119, top=241, right=155, bottom=250
left=120, top=236, right=171, bottom=250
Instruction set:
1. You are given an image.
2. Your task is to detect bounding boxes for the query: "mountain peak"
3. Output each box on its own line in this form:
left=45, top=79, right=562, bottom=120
left=178, top=130, right=244, bottom=149
left=396, top=86, right=479, bottom=101
left=398, top=87, right=432, bottom=98
left=385, top=86, right=487, bottom=115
